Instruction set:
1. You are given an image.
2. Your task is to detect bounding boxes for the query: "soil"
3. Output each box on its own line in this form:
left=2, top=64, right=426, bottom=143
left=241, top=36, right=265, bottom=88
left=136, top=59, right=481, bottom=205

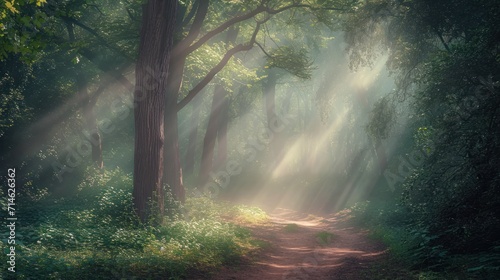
left=193, top=208, right=410, bottom=280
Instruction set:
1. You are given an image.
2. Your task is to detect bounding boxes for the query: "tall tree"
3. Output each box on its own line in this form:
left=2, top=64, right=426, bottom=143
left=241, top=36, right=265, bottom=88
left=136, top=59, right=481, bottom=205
left=198, top=85, right=226, bottom=187
left=262, top=68, right=280, bottom=169
left=169, top=0, right=352, bottom=200
left=183, top=93, right=203, bottom=176
left=0, top=0, right=139, bottom=188
left=198, top=27, right=239, bottom=188
left=161, top=0, right=209, bottom=202
left=215, top=88, right=229, bottom=169
left=259, top=46, right=314, bottom=171
left=133, top=0, right=177, bottom=222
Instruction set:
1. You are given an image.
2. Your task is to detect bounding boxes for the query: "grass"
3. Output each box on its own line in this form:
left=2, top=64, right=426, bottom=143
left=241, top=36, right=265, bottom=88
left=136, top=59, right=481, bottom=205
left=249, top=239, right=272, bottom=249
left=184, top=197, right=268, bottom=225
left=359, top=257, right=419, bottom=280
left=315, top=231, right=335, bottom=245
left=0, top=168, right=269, bottom=279
left=283, top=223, right=300, bottom=233
left=232, top=205, right=269, bottom=224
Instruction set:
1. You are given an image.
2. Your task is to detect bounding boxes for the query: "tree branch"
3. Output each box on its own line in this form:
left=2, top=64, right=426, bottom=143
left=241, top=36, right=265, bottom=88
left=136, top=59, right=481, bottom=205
left=255, top=41, right=273, bottom=58
left=177, top=23, right=261, bottom=111
left=435, top=30, right=451, bottom=53
left=175, top=1, right=351, bottom=109
left=184, top=2, right=350, bottom=56
left=266, top=3, right=348, bottom=14
left=41, top=29, right=135, bottom=95
left=60, top=16, right=134, bottom=62
left=183, top=5, right=266, bottom=55
left=77, top=47, right=135, bottom=92
left=173, top=0, right=209, bottom=56
left=181, top=0, right=200, bottom=27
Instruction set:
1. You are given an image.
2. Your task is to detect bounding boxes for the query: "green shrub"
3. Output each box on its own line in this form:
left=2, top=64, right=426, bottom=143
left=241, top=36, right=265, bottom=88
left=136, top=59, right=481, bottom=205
left=315, top=231, right=335, bottom=245
left=4, top=171, right=264, bottom=279
left=283, top=223, right=300, bottom=233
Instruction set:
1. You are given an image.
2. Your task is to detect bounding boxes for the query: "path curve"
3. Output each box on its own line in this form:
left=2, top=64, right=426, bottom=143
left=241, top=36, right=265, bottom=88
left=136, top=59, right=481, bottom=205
left=204, top=208, right=390, bottom=280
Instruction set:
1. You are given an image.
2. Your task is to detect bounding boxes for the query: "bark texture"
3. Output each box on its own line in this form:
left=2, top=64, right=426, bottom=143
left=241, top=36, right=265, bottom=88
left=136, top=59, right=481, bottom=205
left=133, top=0, right=177, bottom=222
left=160, top=0, right=209, bottom=203
left=163, top=55, right=186, bottom=203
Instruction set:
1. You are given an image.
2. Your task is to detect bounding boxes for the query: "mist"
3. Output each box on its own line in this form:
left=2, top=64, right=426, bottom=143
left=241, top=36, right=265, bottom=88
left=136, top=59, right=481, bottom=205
left=2, top=1, right=498, bottom=278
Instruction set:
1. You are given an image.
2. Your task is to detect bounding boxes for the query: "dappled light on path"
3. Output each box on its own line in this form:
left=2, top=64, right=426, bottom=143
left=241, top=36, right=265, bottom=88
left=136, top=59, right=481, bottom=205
left=204, top=208, right=388, bottom=280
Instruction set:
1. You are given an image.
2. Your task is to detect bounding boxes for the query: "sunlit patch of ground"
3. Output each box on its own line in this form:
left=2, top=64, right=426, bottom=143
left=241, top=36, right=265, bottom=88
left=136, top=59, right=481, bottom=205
left=194, top=208, right=417, bottom=280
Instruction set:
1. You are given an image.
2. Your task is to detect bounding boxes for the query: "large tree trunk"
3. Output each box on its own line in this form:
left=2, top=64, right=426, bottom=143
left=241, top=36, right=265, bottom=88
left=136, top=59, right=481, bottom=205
left=133, top=0, right=177, bottom=222
left=161, top=0, right=209, bottom=202
left=184, top=93, right=202, bottom=176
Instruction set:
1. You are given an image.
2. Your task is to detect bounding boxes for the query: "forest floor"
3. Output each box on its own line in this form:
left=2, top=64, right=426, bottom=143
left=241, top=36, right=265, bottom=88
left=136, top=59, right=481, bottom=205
left=192, top=208, right=417, bottom=280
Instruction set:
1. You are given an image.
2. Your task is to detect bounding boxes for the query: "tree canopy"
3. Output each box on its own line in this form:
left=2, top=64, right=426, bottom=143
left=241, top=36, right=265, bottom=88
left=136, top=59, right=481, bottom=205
left=1, top=0, right=499, bottom=278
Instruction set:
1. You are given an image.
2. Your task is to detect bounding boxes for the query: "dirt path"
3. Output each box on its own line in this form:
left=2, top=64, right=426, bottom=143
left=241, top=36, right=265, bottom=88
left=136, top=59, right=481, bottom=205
left=203, top=208, right=394, bottom=280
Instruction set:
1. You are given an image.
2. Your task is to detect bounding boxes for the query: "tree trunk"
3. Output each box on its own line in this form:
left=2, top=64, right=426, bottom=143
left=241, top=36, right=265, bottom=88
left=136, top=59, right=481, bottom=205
left=215, top=26, right=238, bottom=170
left=197, top=27, right=238, bottom=188
left=164, top=95, right=185, bottom=203
left=373, top=138, right=387, bottom=174
left=184, top=93, right=202, bottom=176
left=198, top=84, right=226, bottom=188
left=82, top=91, right=103, bottom=169
left=264, top=70, right=278, bottom=131
left=133, top=0, right=177, bottom=222
left=74, top=73, right=104, bottom=169
left=263, top=69, right=281, bottom=170
left=161, top=0, right=209, bottom=201
left=215, top=92, right=229, bottom=170
left=163, top=55, right=186, bottom=203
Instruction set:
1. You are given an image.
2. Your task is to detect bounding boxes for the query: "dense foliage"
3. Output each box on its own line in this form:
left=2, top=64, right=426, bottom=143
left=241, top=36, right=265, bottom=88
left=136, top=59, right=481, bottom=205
left=1, top=0, right=498, bottom=278
left=345, top=0, right=500, bottom=277
left=0, top=168, right=266, bottom=279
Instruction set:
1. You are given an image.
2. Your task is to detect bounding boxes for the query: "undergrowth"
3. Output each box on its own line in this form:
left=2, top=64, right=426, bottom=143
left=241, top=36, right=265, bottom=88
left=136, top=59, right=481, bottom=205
left=283, top=223, right=300, bottom=233
left=347, top=200, right=500, bottom=280
left=0, top=167, right=267, bottom=279
left=315, top=231, right=335, bottom=245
